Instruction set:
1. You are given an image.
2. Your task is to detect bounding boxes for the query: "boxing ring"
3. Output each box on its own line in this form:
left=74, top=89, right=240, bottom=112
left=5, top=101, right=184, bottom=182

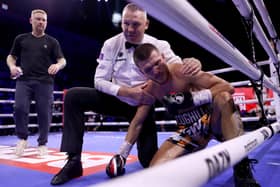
left=0, top=0, right=280, bottom=187
left=91, top=0, right=280, bottom=187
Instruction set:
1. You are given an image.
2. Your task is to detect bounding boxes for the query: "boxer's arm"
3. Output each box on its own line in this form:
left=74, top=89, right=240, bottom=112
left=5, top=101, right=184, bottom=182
left=173, top=65, right=234, bottom=105
left=117, top=105, right=152, bottom=159
left=126, top=105, right=151, bottom=143
left=106, top=104, right=152, bottom=178
left=117, top=81, right=156, bottom=158
left=190, top=71, right=234, bottom=96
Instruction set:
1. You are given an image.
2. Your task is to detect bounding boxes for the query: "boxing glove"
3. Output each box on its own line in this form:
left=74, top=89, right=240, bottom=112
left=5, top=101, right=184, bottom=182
left=106, top=154, right=126, bottom=178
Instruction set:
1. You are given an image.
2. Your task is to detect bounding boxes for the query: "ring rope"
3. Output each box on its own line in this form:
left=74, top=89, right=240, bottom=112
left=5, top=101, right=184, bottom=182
left=129, top=0, right=280, bottom=94
left=232, top=0, right=278, bottom=65
left=252, top=0, right=280, bottom=56
left=209, top=59, right=270, bottom=75
left=92, top=122, right=280, bottom=187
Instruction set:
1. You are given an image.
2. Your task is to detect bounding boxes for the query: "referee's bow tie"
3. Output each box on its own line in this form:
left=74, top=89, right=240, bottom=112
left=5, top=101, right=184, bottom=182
left=125, top=42, right=139, bottom=49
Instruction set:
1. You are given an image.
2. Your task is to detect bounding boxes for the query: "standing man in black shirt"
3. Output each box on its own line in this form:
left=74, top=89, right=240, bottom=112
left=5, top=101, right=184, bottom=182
left=6, top=9, right=66, bottom=157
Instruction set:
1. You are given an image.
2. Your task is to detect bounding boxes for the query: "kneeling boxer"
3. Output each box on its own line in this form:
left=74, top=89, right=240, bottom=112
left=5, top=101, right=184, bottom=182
left=106, top=43, right=260, bottom=187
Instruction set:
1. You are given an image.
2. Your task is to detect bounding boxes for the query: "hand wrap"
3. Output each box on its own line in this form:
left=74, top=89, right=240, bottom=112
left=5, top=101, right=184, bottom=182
left=192, top=89, right=212, bottom=106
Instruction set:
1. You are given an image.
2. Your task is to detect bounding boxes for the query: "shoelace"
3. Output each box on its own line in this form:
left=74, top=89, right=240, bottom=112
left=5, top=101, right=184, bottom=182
left=247, top=158, right=258, bottom=173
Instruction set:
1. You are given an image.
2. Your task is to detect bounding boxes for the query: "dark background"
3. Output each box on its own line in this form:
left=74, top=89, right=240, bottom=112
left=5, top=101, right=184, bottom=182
left=0, top=0, right=279, bottom=90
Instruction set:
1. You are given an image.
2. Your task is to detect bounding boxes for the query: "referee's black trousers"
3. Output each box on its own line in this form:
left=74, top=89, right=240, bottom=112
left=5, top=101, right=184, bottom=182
left=60, top=87, right=158, bottom=168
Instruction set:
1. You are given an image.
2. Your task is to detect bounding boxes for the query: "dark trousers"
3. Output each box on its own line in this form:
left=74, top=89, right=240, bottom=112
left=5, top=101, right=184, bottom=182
left=14, top=80, right=53, bottom=145
left=60, top=87, right=158, bottom=167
